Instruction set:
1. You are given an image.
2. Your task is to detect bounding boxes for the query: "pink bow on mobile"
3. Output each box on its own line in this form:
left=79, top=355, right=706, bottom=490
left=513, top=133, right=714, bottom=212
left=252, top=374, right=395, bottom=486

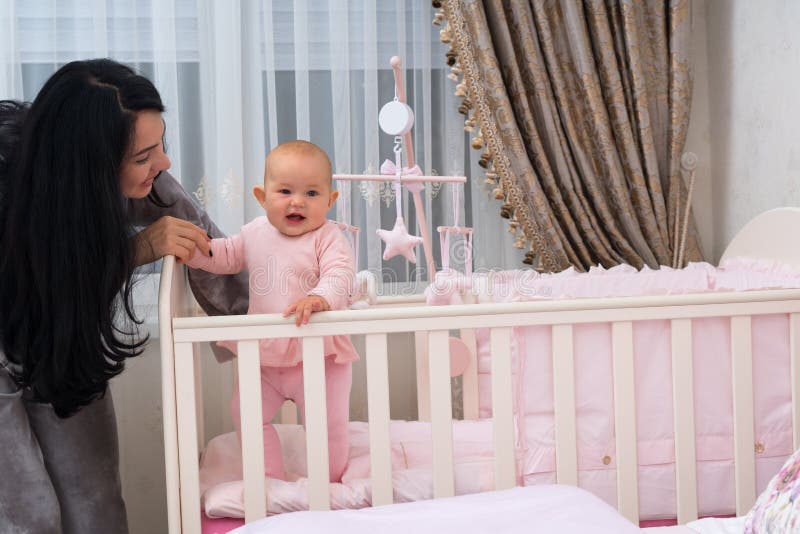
left=380, top=159, right=422, bottom=177
left=380, top=159, right=425, bottom=193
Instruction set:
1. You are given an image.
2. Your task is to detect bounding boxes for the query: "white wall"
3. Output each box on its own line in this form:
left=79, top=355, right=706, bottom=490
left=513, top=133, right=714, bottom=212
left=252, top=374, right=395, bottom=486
left=704, top=0, right=800, bottom=260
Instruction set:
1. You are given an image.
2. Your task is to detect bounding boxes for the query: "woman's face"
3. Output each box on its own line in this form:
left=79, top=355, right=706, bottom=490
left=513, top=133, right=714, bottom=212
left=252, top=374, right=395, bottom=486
left=119, top=110, right=171, bottom=199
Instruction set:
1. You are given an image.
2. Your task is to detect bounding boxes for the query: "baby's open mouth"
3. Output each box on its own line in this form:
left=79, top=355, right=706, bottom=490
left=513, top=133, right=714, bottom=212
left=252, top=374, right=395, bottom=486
left=287, top=214, right=306, bottom=222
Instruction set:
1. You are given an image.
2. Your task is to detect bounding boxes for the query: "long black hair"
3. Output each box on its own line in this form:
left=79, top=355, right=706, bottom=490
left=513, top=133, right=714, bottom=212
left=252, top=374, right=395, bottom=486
left=0, top=59, right=165, bottom=417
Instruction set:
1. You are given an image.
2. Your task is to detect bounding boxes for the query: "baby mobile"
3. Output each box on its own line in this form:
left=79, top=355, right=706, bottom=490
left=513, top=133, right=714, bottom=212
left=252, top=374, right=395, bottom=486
left=332, top=56, right=470, bottom=283
left=332, top=56, right=472, bottom=377
left=374, top=88, right=424, bottom=263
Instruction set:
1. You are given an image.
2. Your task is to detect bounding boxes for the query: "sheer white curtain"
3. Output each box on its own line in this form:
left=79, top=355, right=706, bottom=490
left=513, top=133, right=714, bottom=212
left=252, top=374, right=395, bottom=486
left=1, top=3, right=523, bottom=529
left=1, top=0, right=523, bottom=290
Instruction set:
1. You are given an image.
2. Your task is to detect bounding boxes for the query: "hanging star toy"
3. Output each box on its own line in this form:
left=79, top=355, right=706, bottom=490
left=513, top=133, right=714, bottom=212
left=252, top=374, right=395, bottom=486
left=376, top=129, right=424, bottom=263
left=377, top=216, right=424, bottom=262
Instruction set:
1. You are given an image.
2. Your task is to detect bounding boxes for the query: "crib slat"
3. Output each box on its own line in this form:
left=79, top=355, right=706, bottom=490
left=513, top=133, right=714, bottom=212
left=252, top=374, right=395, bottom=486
left=731, top=316, right=756, bottom=514
left=174, top=341, right=201, bottom=534
left=303, top=336, right=331, bottom=510
left=611, top=321, right=639, bottom=524
left=791, top=313, right=800, bottom=449
left=193, top=344, right=205, bottom=456
left=491, top=327, right=517, bottom=490
left=416, top=331, right=431, bottom=422
left=670, top=319, right=698, bottom=523
left=459, top=292, right=480, bottom=421
left=460, top=328, right=480, bottom=420
left=552, top=324, right=578, bottom=486
left=159, top=263, right=182, bottom=534
left=365, top=333, right=393, bottom=506
left=428, top=330, right=455, bottom=498
left=237, top=340, right=267, bottom=522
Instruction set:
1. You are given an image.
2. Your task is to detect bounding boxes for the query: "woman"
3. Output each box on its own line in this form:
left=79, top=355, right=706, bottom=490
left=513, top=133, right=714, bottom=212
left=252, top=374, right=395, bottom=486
left=0, top=59, right=246, bottom=532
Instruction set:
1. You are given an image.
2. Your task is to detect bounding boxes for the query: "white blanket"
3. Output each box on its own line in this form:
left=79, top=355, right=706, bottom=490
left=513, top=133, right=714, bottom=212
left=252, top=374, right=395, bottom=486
left=230, top=485, right=642, bottom=534
left=686, top=516, right=745, bottom=533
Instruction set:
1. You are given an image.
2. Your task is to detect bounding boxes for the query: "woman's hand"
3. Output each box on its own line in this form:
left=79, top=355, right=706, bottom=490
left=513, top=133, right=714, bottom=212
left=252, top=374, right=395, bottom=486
left=132, top=216, right=212, bottom=266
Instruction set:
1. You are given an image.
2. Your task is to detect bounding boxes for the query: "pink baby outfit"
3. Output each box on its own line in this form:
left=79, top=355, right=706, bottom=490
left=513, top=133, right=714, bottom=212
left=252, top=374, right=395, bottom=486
left=187, top=217, right=358, bottom=482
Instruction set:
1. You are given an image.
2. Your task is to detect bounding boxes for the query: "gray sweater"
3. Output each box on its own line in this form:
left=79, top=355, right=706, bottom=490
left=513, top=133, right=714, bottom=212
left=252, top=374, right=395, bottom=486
left=128, top=171, right=249, bottom=361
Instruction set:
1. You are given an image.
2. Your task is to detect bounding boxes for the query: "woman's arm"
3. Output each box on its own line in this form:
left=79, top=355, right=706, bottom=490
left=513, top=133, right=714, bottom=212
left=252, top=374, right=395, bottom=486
left=128, top=171, right=249, bottom=320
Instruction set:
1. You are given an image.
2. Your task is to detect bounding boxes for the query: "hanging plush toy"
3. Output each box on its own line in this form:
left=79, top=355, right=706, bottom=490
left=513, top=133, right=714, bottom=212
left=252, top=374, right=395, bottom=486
left=375, top=96, right=424, bottom=262
left=332, top=55, right=468, bottom=278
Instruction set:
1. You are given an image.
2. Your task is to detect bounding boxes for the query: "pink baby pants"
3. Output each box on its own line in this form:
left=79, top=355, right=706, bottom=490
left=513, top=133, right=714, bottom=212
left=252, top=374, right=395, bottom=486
left=230, top=357, right=352, bottom=482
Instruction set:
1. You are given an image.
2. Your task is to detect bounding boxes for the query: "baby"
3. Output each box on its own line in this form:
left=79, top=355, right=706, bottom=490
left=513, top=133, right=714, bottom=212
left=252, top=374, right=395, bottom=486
left=188, top=140, right=357, bottom=482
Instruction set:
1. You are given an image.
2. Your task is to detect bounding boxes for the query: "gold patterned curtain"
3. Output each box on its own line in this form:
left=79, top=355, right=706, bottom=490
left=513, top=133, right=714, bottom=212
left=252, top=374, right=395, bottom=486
left=437, top=0, right=702, bottom=271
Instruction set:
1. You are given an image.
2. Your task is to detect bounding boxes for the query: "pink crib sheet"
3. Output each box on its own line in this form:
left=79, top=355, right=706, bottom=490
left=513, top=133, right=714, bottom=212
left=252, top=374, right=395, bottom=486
left=202, top=514, right=243, bottom=534
left=426, top=258, right=800, bottom=520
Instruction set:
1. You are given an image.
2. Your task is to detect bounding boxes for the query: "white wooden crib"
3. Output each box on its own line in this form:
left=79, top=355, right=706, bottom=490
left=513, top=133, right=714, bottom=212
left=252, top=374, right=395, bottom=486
left=158, top=207, right=800, bottom=533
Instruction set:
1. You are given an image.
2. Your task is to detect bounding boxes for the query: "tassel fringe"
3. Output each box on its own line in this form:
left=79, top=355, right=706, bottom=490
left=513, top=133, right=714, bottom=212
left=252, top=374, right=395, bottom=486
left=433, top=0, right=557, bottom=271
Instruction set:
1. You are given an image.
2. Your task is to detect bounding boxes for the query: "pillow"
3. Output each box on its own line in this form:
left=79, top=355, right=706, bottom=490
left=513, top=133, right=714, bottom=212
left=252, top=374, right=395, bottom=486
left=744, top=446, right=800, bottom=532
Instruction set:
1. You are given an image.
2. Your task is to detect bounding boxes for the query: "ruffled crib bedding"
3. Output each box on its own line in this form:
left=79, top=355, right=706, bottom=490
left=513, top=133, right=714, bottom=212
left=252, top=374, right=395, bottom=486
left=200, top=420, right=499, bottom=519
left=426, top=257, right=800, bottom=306
left=201, top=258, right=800, bottom=524
left=426, top=258, right=800, bottom=520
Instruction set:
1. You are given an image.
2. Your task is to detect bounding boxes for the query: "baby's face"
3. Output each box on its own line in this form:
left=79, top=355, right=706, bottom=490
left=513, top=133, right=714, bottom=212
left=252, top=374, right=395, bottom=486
left=256, top=153, right=338, bottom=237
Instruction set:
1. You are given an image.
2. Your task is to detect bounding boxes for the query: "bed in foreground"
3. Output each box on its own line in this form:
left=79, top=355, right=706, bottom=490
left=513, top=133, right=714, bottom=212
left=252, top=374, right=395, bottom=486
left=225, top=484, right=756, bottom=534
left=230, top=485, right=643, bottom=534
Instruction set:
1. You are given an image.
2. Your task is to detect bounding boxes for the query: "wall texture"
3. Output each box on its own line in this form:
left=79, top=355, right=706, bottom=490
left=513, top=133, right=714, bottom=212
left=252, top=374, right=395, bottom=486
left=705, top=0, right=800, bottom=259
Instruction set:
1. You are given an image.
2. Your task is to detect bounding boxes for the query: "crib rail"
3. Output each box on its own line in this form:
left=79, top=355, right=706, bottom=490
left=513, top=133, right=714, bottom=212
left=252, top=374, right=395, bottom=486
left=160, top=257, right=800, bottom=531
